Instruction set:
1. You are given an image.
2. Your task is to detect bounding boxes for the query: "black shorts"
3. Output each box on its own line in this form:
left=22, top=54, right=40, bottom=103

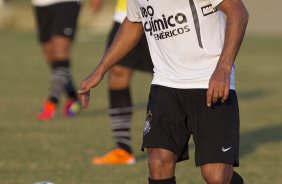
left=106, top=22, right=154, bottom=72
left=142, top=85, right=240, bottom=167
left=34, top=2, right=81, bottom=42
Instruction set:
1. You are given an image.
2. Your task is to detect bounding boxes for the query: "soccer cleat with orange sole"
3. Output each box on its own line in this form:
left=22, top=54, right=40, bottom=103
left=92, top=148, right=136, bottom=165
left=36, top=100, right=56, bottom=121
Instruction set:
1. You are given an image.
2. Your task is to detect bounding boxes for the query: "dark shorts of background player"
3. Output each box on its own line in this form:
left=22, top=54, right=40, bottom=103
left=142, top=85, right=240, bottom=167
left=106, top=22, right=154, bottom=73
left=34, top=2, right=81, bottom=43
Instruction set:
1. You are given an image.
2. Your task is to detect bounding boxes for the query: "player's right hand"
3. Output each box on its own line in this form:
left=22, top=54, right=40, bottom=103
left=77, top=88, right=90, bottom=110
left=78, top=70, right=104, bottom=110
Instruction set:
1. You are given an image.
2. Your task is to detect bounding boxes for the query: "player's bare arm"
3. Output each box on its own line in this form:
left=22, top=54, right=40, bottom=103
left=78, top=18, right=144, bottom=109
left=206, top=0, right=249, bottom=107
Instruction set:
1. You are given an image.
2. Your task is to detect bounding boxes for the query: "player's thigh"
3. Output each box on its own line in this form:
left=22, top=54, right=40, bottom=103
left=42, top=42, right=53, bottom=62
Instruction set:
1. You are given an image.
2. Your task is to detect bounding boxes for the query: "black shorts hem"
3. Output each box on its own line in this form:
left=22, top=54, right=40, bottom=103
left=141, top=145, right=189, bottom=162
left=40, top=33, right=74, bottom=43
left=196, top=160, right=239, bottom=167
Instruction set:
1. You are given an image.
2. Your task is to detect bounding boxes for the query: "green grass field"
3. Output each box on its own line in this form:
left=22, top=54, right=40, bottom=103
left=0, top=30, right=281, bottom=184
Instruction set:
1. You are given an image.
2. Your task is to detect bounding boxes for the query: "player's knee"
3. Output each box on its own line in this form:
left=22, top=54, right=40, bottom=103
left=148, top=148, right=176, bottom=178
left=51, top=36, right=71, bottom=59
left=108, top=66, right=131, bottom=88
left=201, top=164, right=232, bottom=184
left=109, top=67, right=125, bottom=79
left=109, top=65, right=131, bottom=78
left=148, top=155, right=162, bottom=174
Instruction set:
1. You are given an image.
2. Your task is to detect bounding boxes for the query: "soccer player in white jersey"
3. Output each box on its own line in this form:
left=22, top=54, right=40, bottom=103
left=32, top=0, right=101, bottom=121
left=79, top=0, right=248, bottom=183
left=90, top=0, right=153, bottom=165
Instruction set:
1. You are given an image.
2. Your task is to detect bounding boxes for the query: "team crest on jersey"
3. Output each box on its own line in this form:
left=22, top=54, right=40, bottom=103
left=143, top=111, right=153, bottom=135
left=201, top=4, right=217, bottom=16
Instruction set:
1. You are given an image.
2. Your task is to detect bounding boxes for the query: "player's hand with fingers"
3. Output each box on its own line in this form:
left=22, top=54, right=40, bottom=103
left=78, top=68, right=105, bottom=110
left=207, top=63, right=231, bottom=107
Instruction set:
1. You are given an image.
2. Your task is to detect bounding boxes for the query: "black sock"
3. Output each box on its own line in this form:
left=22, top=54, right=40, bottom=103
left=65, top=81, right=78, bottom=100
left=49, top=96, right=59, bottom=104
left=231, top=171, right=244, bottom=184
left=109, top=88, right=132, bottom=153
left=148, top=176, right=176, bottom=184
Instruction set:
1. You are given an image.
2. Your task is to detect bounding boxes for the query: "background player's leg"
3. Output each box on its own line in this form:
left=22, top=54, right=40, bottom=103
left=36, top=35, right=79, bottom=120
left=51, top=35, right=80, bottom=117
left=92, top=65, right=136, bottom=165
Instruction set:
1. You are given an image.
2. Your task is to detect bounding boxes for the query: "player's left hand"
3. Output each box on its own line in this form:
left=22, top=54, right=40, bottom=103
left=207, top=65, right=230, bottom=107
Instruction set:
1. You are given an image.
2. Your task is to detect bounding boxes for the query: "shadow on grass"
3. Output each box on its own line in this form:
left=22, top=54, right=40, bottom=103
left=240, top=123, right=282, bottom=157
left=136, top=153, right=147, bottom=161
left=238, top=89, right=265, bottom=100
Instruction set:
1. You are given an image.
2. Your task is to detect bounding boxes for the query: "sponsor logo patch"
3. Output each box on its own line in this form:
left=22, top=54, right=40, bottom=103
left=201, top=4, right=217, bottom=16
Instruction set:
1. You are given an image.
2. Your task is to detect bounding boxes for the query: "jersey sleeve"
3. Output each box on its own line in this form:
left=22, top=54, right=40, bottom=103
left=209, top=0, right=224, bottom=7
left=126, top=0, right=142, bottom=22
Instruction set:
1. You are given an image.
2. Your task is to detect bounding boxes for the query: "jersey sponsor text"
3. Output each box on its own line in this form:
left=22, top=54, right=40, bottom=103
left=140, top=5, right=190, bottom=40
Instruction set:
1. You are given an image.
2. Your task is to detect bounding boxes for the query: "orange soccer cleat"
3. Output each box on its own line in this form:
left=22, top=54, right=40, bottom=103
left=36, top=100, right=56, bottom=121
left=92, top=148, right=136, bottom=165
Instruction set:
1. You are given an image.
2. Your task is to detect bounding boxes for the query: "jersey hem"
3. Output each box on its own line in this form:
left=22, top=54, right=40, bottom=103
left=151, top=81, right=235, bottom=90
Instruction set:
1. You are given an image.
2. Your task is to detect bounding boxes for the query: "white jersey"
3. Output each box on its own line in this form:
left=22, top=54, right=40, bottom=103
left=31, top=0, right=81, bottom=7
left=127, top=0, right=235, bottom=89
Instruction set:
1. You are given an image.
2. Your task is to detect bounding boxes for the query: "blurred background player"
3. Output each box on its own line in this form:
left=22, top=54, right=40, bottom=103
left=90, top=0, right=153, bottom=165
left=32, top=0, right=101, bottom=121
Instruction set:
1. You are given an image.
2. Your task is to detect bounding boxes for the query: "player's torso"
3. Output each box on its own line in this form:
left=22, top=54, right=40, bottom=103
left=135, top=0, right=231, bottom=89
left=137, top=0, right=225, bottom=52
